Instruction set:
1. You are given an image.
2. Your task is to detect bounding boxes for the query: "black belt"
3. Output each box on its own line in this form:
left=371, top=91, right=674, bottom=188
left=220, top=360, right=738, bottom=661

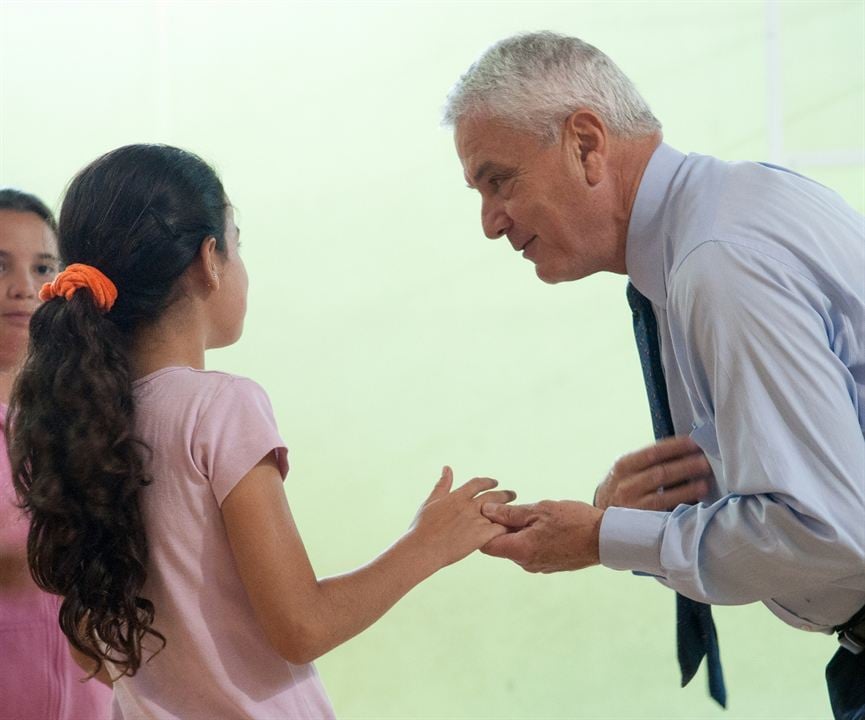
left=836, top=605, right=865, bottom=655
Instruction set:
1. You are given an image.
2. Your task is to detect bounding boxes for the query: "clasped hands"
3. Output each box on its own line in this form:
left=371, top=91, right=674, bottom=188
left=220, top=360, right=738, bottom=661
left=480, top=435, right=712, bottom=573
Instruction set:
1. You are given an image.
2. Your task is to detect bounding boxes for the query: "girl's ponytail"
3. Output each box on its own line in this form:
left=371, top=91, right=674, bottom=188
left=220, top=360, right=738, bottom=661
left=7, top=144, right=227, bottom=676
left=10, top=288, right=159, bottom=676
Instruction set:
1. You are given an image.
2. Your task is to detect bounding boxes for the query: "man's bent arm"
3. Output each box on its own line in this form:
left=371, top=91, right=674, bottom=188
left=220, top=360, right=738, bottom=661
left=601, top=241, right=865, bottom=628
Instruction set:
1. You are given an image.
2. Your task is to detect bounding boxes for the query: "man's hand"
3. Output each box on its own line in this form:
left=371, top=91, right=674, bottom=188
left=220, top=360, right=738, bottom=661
left=479, top=500, right=604, bottom=573
left=594, top=435, right=711, bottom=511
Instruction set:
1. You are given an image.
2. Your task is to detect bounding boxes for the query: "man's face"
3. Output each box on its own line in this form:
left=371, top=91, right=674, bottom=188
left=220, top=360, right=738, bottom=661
left=455, top=115, right=612, bottom=284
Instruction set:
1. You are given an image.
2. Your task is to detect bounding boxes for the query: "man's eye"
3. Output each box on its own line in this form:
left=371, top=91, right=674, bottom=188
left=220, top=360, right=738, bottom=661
left=490, top=174, right=516, bottom=192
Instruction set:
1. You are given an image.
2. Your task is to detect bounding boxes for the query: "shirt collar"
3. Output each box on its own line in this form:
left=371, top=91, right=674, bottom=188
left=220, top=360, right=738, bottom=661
left=625, top=142, right=687, bottom=306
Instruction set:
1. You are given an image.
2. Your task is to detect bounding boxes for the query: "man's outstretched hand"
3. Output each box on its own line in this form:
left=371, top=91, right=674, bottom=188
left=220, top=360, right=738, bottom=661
left=480, top=501, right=604, bottom=573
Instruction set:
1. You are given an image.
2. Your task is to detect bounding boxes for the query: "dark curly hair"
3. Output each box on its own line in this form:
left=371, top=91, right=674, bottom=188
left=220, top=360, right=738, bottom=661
left=7, top=144, right=227, bottom=677
left=0, top=187, right=57, bottom=231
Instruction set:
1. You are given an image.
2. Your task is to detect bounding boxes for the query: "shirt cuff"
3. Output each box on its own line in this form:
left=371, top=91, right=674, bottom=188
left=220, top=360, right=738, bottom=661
left=599, top=507, right=669, bottom=576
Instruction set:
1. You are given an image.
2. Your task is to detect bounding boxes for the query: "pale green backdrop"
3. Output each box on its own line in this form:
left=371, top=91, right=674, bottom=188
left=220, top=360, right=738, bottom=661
left=1, top=1, right=863, bottom=718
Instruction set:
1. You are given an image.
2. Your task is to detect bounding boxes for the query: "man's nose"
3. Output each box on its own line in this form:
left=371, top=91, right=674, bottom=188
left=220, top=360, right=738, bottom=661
left=481, top=198, right=511, bottom=240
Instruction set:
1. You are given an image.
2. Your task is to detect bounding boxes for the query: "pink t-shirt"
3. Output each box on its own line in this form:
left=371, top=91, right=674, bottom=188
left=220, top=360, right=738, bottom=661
left=0, top=404, right=113, bottom=720
left=110, top=368, right=334, bottom=720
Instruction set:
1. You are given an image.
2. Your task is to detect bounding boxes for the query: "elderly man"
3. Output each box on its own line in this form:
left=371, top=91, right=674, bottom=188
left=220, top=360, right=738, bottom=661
left=444, top=32, right=865, bottom=718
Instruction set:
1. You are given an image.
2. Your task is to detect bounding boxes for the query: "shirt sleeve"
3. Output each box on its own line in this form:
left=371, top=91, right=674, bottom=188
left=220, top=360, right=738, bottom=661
left=601, top=240, right=865, bottom=606
left=194, top=376, right=289, bottom=507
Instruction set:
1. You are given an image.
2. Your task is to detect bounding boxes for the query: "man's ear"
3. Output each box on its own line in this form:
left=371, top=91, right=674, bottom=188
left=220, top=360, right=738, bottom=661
left=197, top=236, right=220, bottom=291
left=562, top=109, right=608, bottom=186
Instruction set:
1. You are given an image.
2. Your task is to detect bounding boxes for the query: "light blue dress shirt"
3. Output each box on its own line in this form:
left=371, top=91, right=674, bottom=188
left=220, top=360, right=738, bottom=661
left=599, top=143, right=865, bottom=633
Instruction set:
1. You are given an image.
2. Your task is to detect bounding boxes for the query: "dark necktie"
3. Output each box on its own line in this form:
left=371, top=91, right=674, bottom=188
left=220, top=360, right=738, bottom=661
left=626, top=282, right=727, bottom=708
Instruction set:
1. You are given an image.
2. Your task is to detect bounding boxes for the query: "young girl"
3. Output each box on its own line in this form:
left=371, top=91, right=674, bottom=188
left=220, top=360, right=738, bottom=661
left=8, top=145, right=514, bottom=719
left=0, top=189, right=112, bottom=719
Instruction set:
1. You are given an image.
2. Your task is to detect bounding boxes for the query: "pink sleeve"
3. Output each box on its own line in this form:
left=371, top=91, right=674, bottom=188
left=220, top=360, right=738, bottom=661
left=194, top=377, right=289, bottom=507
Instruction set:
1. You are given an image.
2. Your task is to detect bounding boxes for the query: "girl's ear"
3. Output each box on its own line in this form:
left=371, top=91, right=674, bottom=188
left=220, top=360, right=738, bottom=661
left=197, top=237, right=220, bottom=291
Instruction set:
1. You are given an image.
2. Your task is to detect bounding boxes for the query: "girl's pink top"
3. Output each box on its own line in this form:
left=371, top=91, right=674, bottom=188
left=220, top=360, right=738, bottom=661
left=109, top=367, right=335, bottom=720
left=0, top=403, right=113, bottom=720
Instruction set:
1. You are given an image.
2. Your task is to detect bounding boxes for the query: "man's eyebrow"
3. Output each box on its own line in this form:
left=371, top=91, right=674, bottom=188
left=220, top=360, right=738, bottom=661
left=473, top=161, right=518, bottom=187
left=472, top=161, right=498, bottom=185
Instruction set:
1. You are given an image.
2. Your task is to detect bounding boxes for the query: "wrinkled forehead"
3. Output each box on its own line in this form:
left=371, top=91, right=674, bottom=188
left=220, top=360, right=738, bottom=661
left=454, top=115, right=501, bottom=177
left=454, top=114, right=487, bottom=159
left=455, top=115, right=535, bottom=187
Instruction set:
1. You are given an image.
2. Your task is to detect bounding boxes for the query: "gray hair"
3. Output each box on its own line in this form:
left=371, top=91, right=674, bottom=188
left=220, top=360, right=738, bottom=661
left=443, top=31, right=661, bottom=142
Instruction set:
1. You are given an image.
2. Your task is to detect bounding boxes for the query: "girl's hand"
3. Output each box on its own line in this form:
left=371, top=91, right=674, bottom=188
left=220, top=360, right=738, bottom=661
left=594, top=435, right=712, bottom=512
left=408, top=466, right=516, bottom=570
left=224, top=457, right=514, bottom=665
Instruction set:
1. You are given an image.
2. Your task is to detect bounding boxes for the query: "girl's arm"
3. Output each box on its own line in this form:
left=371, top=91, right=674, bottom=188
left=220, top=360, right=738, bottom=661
left=222, top=455, right=512, bottom=664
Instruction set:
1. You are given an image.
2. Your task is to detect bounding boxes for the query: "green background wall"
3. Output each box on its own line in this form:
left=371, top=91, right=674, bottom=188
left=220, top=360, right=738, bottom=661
left=2, top=1, right=863, bottom=717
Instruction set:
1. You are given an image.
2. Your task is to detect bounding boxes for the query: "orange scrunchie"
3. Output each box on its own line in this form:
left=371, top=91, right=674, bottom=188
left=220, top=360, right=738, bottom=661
left=39, top=263, right=118, bottom=313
